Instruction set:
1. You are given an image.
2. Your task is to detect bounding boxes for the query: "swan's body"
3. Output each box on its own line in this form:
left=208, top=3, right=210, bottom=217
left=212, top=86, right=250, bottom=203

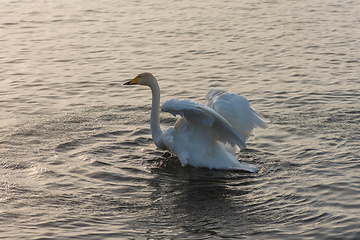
left=124, top=73, right=268, bottom=172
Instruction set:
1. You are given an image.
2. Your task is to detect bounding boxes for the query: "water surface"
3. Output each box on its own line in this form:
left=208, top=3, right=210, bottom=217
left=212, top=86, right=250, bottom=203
left=1, top=0, right=360, bottom=239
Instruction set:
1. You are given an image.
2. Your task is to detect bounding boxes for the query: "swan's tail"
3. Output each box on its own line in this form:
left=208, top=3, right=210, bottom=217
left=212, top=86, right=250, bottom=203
left=233, top=162, right=258, bottom=173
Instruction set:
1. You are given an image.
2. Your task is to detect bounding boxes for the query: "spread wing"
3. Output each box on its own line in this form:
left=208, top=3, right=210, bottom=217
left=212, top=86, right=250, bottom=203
left=161, top=98, right=246, bottom=149
left=205, top=88, right=269, bottom=140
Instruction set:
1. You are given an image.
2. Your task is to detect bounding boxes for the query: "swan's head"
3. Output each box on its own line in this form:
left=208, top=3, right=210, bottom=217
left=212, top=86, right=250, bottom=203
left=123, top=72, right=156, bottom=86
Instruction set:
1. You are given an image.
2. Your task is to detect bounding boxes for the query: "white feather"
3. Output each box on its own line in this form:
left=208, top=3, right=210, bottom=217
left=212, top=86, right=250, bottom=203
left=124, top=73, right=268, bottom=173
left=163, top=117, right=257, bottom=172
left=161, top=99, right=246, bottom=149
left=205, top=88, right=269, bottom=140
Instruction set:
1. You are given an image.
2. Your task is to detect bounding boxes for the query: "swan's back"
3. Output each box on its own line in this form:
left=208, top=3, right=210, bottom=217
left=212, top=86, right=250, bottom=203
left=205, top=88, right=268, bottom=140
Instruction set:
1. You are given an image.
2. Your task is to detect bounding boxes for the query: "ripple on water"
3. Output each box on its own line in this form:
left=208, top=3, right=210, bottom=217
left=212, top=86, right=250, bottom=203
left=1, top=0, right=360, bottom=239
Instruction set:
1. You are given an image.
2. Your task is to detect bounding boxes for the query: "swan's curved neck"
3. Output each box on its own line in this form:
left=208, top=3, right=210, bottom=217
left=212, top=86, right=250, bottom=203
left=149, top=80, right=167, bottom=149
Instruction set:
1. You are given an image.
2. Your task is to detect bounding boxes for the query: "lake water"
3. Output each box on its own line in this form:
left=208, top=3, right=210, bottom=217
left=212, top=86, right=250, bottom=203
left=1, top=0, right=360, bottom=239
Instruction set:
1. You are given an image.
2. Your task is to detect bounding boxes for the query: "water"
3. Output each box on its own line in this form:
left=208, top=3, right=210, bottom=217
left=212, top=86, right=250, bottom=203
left=1, top=0, right=360, bottom=239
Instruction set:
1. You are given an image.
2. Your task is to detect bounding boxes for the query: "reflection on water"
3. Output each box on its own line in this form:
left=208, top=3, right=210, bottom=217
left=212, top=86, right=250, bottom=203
left=1, top=0, right=360, bottom=239
left=150, top=170, right=255, bottom=236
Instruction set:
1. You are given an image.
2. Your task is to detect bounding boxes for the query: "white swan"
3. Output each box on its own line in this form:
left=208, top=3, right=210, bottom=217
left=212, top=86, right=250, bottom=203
left=124, top=72, right=268, bottom=172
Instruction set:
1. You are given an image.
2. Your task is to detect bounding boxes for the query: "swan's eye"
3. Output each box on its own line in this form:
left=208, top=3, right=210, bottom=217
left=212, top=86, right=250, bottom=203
left=139, top=75, right=142, bottom=78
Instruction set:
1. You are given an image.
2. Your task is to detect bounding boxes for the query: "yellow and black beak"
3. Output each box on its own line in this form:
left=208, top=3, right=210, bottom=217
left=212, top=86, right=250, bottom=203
left=123, top=75, right=139, bottom=85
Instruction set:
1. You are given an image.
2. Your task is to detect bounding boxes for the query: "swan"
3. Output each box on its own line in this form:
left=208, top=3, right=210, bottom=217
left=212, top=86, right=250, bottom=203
left=124, top=72, right=268, bottom=172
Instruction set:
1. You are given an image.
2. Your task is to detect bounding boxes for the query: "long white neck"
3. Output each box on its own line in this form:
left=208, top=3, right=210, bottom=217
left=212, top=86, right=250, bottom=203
left=148, top=79, right=167, bottom=150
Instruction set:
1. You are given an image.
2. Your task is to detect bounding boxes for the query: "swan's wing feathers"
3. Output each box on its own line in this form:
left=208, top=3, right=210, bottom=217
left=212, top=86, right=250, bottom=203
left=251, top=109, right=269, bottom=129
left=161, top=99, right=217, bottom=126
left=206, top=88, right=269, bottom=139
left=160, top=98, right=183, bottom=117
left=161, top=99, right=246, bottom=148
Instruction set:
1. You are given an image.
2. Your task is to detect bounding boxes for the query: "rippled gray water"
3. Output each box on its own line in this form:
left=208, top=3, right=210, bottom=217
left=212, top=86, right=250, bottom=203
left=1, top=0, right=360, bottom=239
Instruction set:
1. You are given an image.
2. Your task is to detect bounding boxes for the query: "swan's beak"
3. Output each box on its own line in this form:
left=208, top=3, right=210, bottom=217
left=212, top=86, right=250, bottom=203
left=123, top=75, right=139, bottom=85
